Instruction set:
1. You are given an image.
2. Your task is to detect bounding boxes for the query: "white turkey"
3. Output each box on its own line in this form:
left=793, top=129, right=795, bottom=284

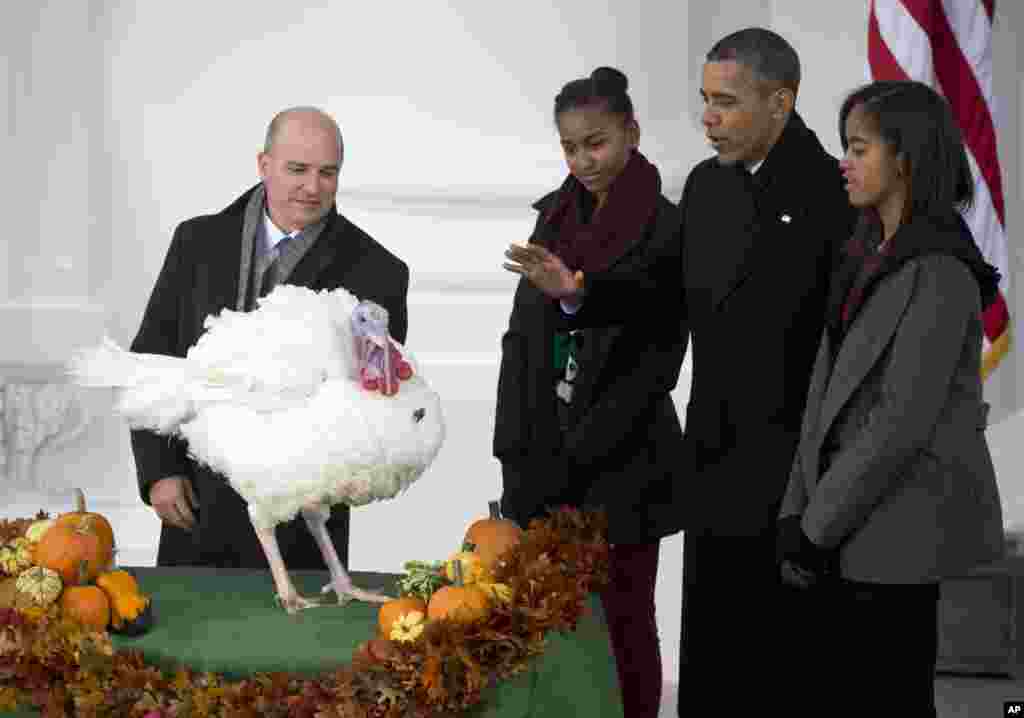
left=66, top=284, right=445, bottom=613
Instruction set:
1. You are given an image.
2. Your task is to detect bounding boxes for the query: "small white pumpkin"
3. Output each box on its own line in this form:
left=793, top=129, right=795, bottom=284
left=0, top=538, right=33, bottom=576
left=16, top=566, right=63, bottom=607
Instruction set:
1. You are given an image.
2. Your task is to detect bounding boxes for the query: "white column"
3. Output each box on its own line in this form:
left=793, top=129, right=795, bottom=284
left=1, top=1, right=123, bottom=507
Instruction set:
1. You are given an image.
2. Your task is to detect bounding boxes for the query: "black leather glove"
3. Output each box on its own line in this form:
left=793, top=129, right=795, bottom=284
left=777, top=514, right=836, bottom=586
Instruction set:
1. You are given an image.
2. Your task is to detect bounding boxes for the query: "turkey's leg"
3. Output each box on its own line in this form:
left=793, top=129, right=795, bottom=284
left=300, top=504, right=392, bottom=604
left=253, top=524, right=321, bottom=613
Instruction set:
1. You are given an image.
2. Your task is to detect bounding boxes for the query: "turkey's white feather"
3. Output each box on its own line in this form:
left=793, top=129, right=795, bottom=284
left=66, top=284, right=445, bottom=529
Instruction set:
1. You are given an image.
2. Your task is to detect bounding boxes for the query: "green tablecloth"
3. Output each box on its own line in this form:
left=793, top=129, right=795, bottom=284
left=3, top=567, right=624, bottom=717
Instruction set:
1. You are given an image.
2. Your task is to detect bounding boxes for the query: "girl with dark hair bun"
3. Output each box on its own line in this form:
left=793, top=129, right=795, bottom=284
left=555, top=66, right=634, bottom=120
left=493, top=66, right=685, bottom=718
left=777, top=79, right=1004, bottom=716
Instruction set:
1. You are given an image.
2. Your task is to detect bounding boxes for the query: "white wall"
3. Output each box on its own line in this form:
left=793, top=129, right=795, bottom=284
left=2, top=2, right=1021, bottom=715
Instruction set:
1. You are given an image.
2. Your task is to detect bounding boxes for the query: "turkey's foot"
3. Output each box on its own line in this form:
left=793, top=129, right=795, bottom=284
left=275, top=591, right=323, bottom=614
left=320, top=579, right=392, bottom=605
left=300, top=504, right=393, bottom=605
left=253, top=524, right=320, bottom=614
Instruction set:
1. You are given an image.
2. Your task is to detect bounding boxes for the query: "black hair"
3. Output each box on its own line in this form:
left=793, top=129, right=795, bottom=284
left=554, top=66, right=634, bottom=122
left=839, top=80, right=974, bottom=221
left=706, top=27, right=801, bottom=95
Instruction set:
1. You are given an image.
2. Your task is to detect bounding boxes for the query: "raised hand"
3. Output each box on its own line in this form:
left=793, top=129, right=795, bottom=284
left=504, top=243, right=583, bottom=302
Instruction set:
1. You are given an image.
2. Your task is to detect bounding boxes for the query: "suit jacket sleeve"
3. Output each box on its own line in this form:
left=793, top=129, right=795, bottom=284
left=495, top=252, right=569, bottom=524
left=129, top=222, right=194, bottom=505
left=493, top=278, right=532, bottom=463
left=388, top=262, right=410, bottom=345
left=494, top=208, right=549, bottom=464
left=802, top=256, right=978, bottom=548
left=779, top=447, right=809, bottom=520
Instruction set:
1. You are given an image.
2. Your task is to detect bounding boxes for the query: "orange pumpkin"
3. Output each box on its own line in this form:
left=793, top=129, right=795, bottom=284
left=96, top=569, right=153, bottom=635
left=427, top=559, right=490, bottom=624
left=61, top=583, right=111, bottom=631
left=463, top=501, right=523, bottom=570
left=54, top=489, right=115, bottom=567
left=34, top=519, right=110, bottom=586
left=377, top=596, right=427, bottom=638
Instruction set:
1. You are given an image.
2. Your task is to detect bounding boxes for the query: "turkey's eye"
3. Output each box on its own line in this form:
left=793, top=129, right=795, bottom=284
left=413, top=408, right=425, bottom=423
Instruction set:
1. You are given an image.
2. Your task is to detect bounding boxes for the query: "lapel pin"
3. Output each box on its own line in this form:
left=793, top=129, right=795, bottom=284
left=780, top=214, right=792, bottom=224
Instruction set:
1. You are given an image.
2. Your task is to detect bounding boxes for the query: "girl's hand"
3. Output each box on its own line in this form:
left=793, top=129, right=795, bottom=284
left=504, top=243, right=583, bottom=302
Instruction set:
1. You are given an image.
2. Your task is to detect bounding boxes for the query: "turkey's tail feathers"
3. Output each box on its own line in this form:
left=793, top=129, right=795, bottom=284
left=68, top=336, right=179, bottom=387
left=66, top=337, right=201, bottom=434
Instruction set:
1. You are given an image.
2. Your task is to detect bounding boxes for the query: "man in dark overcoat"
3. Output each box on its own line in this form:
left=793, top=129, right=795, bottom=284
left=505, top=29, right=858, bottom=715
left=130, top=106, right=409, bottom=573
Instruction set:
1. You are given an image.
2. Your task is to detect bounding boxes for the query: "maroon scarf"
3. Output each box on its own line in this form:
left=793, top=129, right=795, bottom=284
left=838, top=210, right=891, bottom=332
left=540, top=151, right=662, bottom=274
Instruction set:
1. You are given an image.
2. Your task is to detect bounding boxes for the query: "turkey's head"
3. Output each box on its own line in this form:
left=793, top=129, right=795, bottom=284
left=351, top=300, right=411, bottom=395
left=351, top=301, right=390, bottom=347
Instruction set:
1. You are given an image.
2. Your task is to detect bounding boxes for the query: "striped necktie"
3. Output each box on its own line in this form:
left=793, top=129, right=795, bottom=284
left=260, top=234, right=293, bottom=297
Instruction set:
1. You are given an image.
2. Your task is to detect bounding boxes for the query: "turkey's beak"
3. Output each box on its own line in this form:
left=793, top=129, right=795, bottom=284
left=364, top=333, right=388, bottom=349
left=364, top=331, right=396, bottom=396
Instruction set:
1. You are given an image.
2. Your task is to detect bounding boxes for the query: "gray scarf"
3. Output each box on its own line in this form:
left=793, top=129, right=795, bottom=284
left=236, top=184, right=330, bottom=310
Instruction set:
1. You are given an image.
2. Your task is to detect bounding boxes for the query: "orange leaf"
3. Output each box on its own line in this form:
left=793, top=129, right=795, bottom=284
left=421, top=654, right=444, bottom=701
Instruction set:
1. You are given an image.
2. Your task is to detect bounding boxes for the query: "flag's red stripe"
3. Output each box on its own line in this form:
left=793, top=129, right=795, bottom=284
left=867, top=5, right=910, bottom=82
left=983, top=290, right=1010, bottom=342
left=897, top=0, right=1006, bottom=226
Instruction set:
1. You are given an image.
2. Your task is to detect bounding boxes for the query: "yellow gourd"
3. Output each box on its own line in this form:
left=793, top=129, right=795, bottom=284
left=443, top=550, right=487, bottom=585
left=96, top=569, right=153, bottom=635
left=478, top=581, right=513, bottom=605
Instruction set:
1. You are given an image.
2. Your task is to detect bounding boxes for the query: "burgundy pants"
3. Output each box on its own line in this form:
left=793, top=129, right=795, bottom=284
left=600, top=541, right=662, bottom=718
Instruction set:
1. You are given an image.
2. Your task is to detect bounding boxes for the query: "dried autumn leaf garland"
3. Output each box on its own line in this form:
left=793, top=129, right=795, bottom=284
left=0, top=504, right=610, bottom=717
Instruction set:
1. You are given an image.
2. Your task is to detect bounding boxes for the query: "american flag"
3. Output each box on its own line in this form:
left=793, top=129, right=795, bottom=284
left=868, top=0, right=1011, bottom=380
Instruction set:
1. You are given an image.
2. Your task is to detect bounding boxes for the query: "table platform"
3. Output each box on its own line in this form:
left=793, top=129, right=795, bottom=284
left=2, top=566, right=624, bottom=717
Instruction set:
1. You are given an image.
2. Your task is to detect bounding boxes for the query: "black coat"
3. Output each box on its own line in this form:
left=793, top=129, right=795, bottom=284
left=493, top=191, right=687, bottom=545
left=130, top=184, right=409, bottom=568
left=577, top=113, right=857, bottom=538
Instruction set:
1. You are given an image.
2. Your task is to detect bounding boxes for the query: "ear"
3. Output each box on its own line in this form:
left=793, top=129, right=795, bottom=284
left=896, top=152, right=910, bottom=177
left=772, top=88, right=795, bottom=120
left=257, top=152, right=269, bottom=180
left=626, top=119, right=641, bottom=150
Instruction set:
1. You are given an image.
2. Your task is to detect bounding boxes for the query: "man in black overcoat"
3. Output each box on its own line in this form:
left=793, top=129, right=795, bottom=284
left=130, top=107, right=409, bottom=574
left=505, top=29, right=857, bottom=715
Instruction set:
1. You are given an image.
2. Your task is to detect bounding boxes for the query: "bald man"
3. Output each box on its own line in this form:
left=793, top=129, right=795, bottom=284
left=130, top=107, right=410, bottom=571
